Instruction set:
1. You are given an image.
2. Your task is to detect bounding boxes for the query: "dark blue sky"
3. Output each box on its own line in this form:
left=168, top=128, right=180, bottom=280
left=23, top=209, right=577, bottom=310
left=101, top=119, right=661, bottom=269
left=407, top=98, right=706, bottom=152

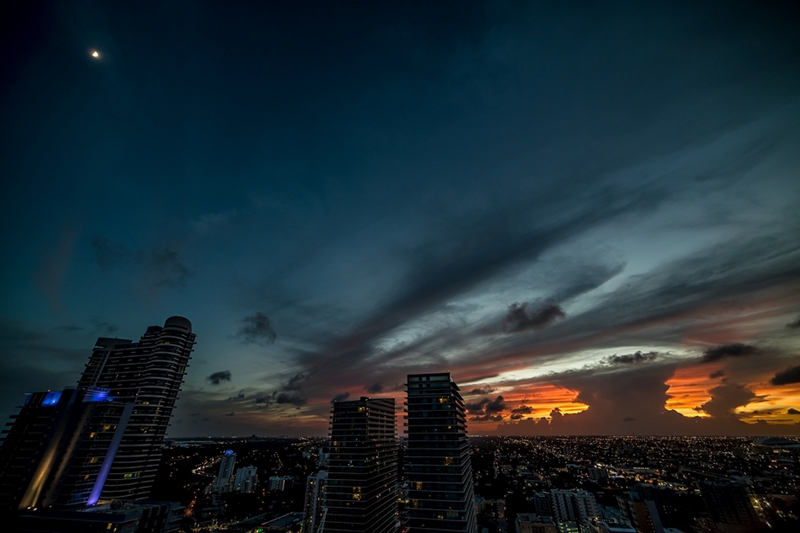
left=1, top=0, right=799, bottom=437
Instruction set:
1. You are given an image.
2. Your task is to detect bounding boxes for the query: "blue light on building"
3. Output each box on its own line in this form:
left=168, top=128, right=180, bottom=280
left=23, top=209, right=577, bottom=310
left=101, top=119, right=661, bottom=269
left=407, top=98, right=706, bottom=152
left=42, top=391, right=62, bottom=406
left=82, top=388, right=111, bottom=403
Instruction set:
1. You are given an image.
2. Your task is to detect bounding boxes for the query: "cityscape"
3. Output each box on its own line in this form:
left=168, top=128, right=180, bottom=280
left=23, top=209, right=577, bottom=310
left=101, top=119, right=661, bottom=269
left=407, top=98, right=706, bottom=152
left=0, top=318, right=797, bottom=532
left=2, top=1, right=800, bottom=533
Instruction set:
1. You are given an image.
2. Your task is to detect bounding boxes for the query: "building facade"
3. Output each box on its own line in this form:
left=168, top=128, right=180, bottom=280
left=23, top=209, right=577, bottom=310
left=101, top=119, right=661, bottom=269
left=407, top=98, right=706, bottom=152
left=303, top=470, right=328, bottom=533
left=405, top=373, right=477, bottom=533
left=323, top=397, right=397, bottom=533
left=77, top=316, right=195, bottom=500
left=0, top=388, right=132, bottom=513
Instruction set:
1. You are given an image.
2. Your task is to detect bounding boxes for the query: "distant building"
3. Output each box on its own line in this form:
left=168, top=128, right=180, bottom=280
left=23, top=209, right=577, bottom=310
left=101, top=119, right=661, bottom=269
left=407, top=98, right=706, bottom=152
left=323, top=397, right=397, bottom=533
left=517, top=513, right=557, bottom=533
left=551, top=490, right=598, bottom=523
left=532, top=492, right=553, bottom=517
left=406, top=373, right=478, bottom=533
left=303, top=470, right=328, bottom=533
left=206, top=450, right=237, bottom=493
left=0, top=387, right=132, bottom=512
left=698, top=480, right=760, bottom=531
left=233, top=466, right=258, bottom=493
left=269, top=476, right=294, bottom=492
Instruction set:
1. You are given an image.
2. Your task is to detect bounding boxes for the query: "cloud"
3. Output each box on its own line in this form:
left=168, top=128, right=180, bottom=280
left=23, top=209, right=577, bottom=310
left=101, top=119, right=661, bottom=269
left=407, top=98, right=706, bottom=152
left=623, top=416, right=636, bottom=422
left=710, top=370, right=725, bottom=379
left=503, top=303, right=566, bottom=333
left=471, top=414, right=504, bottom=422
left=512, top=405, right=533, bottom=414
left=366, top=382, right=384, bottom=393
left=786, top=316, right=800, bottom=329
left=227, top=390, right=246, bottom=401
left=283, top=372, right=307, bottom=391
left=331, top=392, right=350, bottom=403
left=467, top=395, right=506, bottom=417
left=275, top=392, right=307, bottom=406
left=234, top=312, right=277, bottom=346
left=701, top=343, right=758, bottom=364
left=606, top=351, right=658, bottom=365
left=770, top=365, right=800, bottom=386
left=207, top=370, right=232, bottom=385
left=469, top=386, right=496, bottom=395
left=90, top=236, right=192, bottom=290
left=788, top=408, right=800, bottom=415
left=224, top=412, right=235, bottom=416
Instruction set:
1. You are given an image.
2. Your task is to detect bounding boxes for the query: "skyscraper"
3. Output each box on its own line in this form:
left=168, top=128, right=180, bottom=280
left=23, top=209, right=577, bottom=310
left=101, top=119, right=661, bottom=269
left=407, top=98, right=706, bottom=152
left=76, top=316, right=195, bottom=500
left=405, top=373, right=477, bottom=533
left=209, top=450, right=237, bottom=493
left=303, top=470, right=328, bottom=533
left=323, top=397, right=397, bottom=533
left=0, top=388, right=132, bottom=513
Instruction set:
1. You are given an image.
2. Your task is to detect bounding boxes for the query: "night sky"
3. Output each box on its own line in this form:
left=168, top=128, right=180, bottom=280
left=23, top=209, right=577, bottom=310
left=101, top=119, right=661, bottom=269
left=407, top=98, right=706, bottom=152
left=2, top=1, right=799, bottom=438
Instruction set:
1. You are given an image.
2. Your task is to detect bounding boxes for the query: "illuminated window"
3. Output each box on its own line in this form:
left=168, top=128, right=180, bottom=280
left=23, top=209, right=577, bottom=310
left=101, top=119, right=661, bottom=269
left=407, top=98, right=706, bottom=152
left=415, top=482, right=423, bottom=490
left=444, top=457, right=453, bottom=465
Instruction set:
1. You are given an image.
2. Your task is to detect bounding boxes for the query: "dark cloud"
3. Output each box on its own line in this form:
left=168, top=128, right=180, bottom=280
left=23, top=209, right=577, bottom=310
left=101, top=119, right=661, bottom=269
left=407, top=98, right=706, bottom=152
left=512, top=405, right=533, bottom=414
left=469, top=386, right=496, bottom=395
left=770, top=365, right=800, bottom=386
left=207, top=371, right=232, bottom=385
left=234, top=312, right=277, bottom=346
left=510, top=414, right=524, bottom=420
left=606, top=351, right=658, bottom=365
left=331, top=392, right=350, bottom=403
left=283, top=372, right=306, bottom=391
left=227, top=390, right=246, bottom=401
left=275, top=392, right=307, bottom=406
left=471, top=414, right=504, bottom=422
left=467, top=395, right=507, bottom=416
left=786, top=316, right=800, bottom=329
left=148, top=249, right=192, bottom=288
left=710, top=370, right=725, bottom=379
left=90, top=236, right=192, bottom=289
left=503, top=303, right=566, bottom=334
left=701, top=343, right=758, bottom=364
left=622, top=416, right=636, bottom=422
left=224, top=412, right=235, bottom=416
left=788, top=408, right=800, bottom=415
left=92, top=320, right=119, bottom=335
left=366, top=382, right=384, bottom=394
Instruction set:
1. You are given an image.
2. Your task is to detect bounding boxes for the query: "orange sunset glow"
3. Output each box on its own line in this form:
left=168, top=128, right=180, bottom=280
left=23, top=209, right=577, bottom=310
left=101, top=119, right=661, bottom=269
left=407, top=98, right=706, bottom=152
left=664, top=364, right=725, bottom=418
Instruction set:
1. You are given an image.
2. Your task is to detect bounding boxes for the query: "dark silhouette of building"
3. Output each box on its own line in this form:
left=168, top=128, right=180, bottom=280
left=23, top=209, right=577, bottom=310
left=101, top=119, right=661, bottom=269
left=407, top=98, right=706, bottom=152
left=698, top=480, right=761, bottom=532
left=77, top=316, right=195, bottom=500
left=405, top=372, right=477, bottom=533
left=0, top=388, right=132, bottom=513
left=323, top=397, right=397, bottom=533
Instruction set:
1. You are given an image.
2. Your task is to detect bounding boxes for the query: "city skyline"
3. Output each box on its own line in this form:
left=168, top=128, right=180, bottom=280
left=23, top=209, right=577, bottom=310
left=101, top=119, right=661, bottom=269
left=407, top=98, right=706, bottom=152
left=2, top=1, right=800, bottom=438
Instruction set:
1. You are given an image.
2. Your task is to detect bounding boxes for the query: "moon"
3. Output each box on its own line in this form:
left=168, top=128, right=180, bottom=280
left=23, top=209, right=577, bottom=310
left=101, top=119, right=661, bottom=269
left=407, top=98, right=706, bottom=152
left=91, top=50, right=100, bottom=59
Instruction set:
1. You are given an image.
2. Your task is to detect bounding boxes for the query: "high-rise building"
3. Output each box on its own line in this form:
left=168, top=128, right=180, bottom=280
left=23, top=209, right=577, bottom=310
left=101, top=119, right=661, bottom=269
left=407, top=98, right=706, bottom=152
left=552, top=489, right=599, bottom=523
left=77, top=316, right=195, bottom=500
left=303, top=470, right=328, bottom=533
left=0, top=388, right=132, bottom=513
left=405, top=373, right=477, bottom=533
left=698, top=480, right=759, bottom=530
left=233, top=466, right=258, bottom=493
left=208, top=450, right=237, bottom=493
left=323, top=397, right=397, bottom=533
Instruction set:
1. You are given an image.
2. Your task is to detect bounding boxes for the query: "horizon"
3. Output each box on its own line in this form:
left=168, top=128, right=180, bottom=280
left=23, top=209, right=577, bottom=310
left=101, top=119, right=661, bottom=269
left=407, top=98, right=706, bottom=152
left=1, top=1, right=799, bottom=439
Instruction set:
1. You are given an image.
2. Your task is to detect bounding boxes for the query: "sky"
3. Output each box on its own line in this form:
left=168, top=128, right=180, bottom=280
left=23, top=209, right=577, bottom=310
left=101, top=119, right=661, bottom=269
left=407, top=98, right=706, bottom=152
left=1, top=0, right=799, bottom=438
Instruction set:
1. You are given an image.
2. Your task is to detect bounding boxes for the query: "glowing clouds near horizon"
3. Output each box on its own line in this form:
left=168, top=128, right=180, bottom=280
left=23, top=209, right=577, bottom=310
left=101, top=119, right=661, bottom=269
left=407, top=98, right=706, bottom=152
left=664, top=364, right=724, bottom=418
